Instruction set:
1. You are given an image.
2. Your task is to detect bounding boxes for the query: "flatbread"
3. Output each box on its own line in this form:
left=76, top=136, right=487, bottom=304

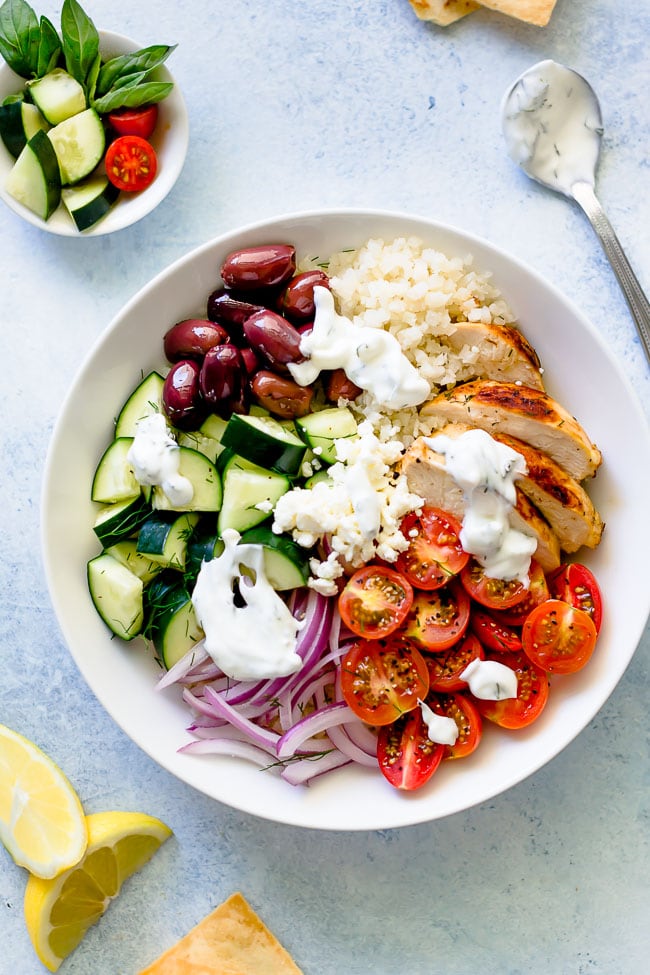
left=408, top=0, right=479, bottom=26
left=477, top=0, right=557, bottom=26
left=138, top=892, right=305, bottom=975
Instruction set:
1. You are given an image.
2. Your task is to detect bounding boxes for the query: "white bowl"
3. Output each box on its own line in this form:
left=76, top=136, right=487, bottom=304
left=0, top=30, right=188, bottom=236
left=42, top=209, right=650, bottom=830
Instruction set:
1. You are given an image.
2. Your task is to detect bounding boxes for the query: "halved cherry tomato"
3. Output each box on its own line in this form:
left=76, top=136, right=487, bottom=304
left=470, top=607, right=522, bottom=654
left=473, top=651, right=549, bottom=729
left=338, top=565, right=413, bottom=639
left=460, top=559, right=529, bottom=611
left=401, top=580, right=471, bottom=652
left=107, top=104, right=159, bottom=139
left=395, top=506, right=469, bottom=590
left=105, top=135, right=158, bottom=192
left=377, top=707, right=444, bottom=790
left=340, top=638, right=429, bottom=726
left=427, top=692, right=483, bottom=760
left=426, top=633, right=485, bottom=693
left=522, top=599, right=597, bottom=674
left=496, top=561, right=549, bottom=626
left=547, top=562, right=603, bottom=633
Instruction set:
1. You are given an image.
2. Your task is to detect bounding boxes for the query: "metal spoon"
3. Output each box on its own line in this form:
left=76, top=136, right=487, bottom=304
left=501, top=58, right=650, bottom=365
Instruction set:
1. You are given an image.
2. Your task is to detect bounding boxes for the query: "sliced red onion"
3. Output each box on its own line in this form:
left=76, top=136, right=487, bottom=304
left=280, top=750, right=351, bottom=786
left=277, top=701, right=356, bottom=760
left=179, top=737, right=277, bottom=766
left=156, top=642, right=209, bottom=690
left=203, top=685, right=280, bottom=753
left=326, top=723, right=378, bottom=767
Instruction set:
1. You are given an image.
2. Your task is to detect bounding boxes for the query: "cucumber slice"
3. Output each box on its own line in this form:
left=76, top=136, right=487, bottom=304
left=114, top=372, right=164, bottom=438
left=144, top=575, right=204, bottom=669
left=199, top=414, right=228, bottom=441
left=48, top=108, right=105, bottom=185
left=27, top=69, right=86, bottom=125
left=4, top=129, right=61, bottom=220
left=239, top=526, right=309, bottom=590
left=177, top=430, right=224, bottom=464
left=152, top=447, right=222, bottom=512
left=61, top=175, right=119, bottom=231
left=136, top=511, right=199, bottom=570
left=103, top=540, right=163, bottom=585
left=221, top=413, right=307, bottom=476
left=304, top=468, right=331, bottom=490
left=295, top=407, right=358, bottom=464
left=93, top=495, right=152, bottom=547
left=218, top=457, right=290, bottom=535
left=0, top=100, right=49, bottom=158
left=91, top=437, right=139, bottom=503
left=186, top=525, right=224, bottom=576
left=88, top=553, right=144, bottom=641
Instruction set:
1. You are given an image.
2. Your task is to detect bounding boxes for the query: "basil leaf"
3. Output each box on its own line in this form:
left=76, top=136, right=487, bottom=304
left=0, top=0, right=40, bottom=77
left=85, top=48, right=100, bottom=103
left=36, top=15, right=61, bottom=77
left=95, top=44, right=176, bottom=96
left=60, top=0, right=98, bottom=90
left=92, top=80, right=173, bottom=114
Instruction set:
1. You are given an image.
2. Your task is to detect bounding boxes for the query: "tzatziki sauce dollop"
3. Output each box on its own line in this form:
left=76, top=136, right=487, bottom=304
left=460, top=658, right=518, bottom=701
left=501, top=59, right=603, bottom=197
left=419, top=699, right=459, bottom=746
left=289, top=286, right=430, bottom=410
left=127, top=413, right=194, bottom=507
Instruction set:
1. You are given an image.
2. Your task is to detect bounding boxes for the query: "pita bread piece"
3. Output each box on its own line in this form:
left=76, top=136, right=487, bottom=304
left=138, top=892, right=305, bottom=975
left=477, top=0, right=558, bottom=26
left=409, top=0, right=479, bottom=26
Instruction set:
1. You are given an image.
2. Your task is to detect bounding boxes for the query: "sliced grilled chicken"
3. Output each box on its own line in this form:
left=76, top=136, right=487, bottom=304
left=399, top=436, right=561, bottom=573
left=444, top=320, right=545, bottom=390
left=420, top=380, right=601, bottom=481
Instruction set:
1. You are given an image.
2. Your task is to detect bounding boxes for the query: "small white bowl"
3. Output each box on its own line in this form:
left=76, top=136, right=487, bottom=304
left=0, top=30, right=188, bottom=236
left=42, top=209, right=650, bottom=830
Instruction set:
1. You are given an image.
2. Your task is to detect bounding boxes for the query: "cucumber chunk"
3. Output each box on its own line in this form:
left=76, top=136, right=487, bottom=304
left=239, top=526, right=309, bottom=590
left=114, top=372, right=164, bottom=438
left=137, top=511, right=199, bottom=570
left=144, top=574, right=204, bottom=669
left=103, top=540, right=163, bottom=585
left=88, top=553, right=144, bottom=641
left=5, top=129, right=61, bottom=220
left=27, top=69, right=86, bottom=125
left=48, top=107, right=105, bottom=185
left=152, top=447, right=222, bottom=512
left=93, top=495, right=152, bottom=547
left=0, top=100, right=49, bottom=158
left=221, top=413, right=307, bottom=476
left=218, top=457, right=290, bottom=535
left=62, top=175, right=119, bottom=231
left=91, top=437, right=139, bottom=503
left=295, top=407, right=358, bottom=464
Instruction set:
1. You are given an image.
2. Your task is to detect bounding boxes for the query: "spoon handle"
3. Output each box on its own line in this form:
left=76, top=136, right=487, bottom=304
left=572, top=180, right=650, bottom=365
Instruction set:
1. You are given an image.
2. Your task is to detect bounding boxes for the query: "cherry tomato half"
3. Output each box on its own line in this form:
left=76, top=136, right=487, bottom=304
left=473, top=651, right=549, bottom=729
left=401, top=580, right=471, bottom=652
left=460, top=559, right=529, bottom=611
left=338, top=565, right=413, bottom=639
left=427, top=692, right=483, bottom=760
left=470, top=607, right=522, bottom=654
left=107, top=104, right=159, bottom=139
left=377, top=707, right=444, bottom=790
left=395, top=506, right=469, bottom=590
left=496, top=561, right=549, bottom=626
left=522, top=599, right=598, bottom=675
left=105, top=135, right=158, bottom=192
left=547, top=562, right=603, bottom=633
left=426, top=633, right=484, bottom=693
left=340, top=639, right=429, bottom=726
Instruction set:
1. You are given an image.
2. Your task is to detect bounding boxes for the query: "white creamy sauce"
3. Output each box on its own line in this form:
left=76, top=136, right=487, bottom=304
left=424, top=428, right=536, bottom=583
left=288, top=286, right=430, bottom=410
left=460, top=658, right=518, bottom=701
left=419, top=699, right=459, bottom=747
left=127, top=413, right=194, bottom=506
left=191, top=530, right=303, bottom=681
left=501, top=59, right=603, bottom=196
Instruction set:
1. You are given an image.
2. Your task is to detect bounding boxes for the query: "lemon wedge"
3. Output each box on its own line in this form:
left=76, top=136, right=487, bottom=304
left=0, top=723, right=87, bottom=879
left=24, top=810, right=172, bottom=972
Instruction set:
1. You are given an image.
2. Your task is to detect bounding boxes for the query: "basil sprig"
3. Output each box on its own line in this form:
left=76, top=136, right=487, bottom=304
left=60, top=0, right=98, bottom=93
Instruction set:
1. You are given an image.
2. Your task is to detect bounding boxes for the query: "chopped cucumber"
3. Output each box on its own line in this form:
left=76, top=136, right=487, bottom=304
left=152, top=447, right=222, bottom=512
left=295, top=407, right=358, bottom=464
left=114, top=372, right=164, bottom=438
left=0, top=99, right=49, bottom=158
left=93, top=495, right=151, bottom=547
left=62, top=175, right=119, bottom=231
left=104, top=540, right=163, bottom=585
left=144, top=574, right=203, bottom=669
left=48, top=108, right=105, bottom=185
left=27, top=69, right=86, bottom=125
left=177, top=430, right=224, bottom=464
left=88, top=553, right=144, bottom=641
left=186, top=525, right=224, bottom=576
left=136, top=511, right=199, bottom=570
left=218, top=456, right=290, bottom=535
left=304, top=468, right=331, bottom=489
left=221, top=412, right=307, bottom=476
left=91, top=437, right=139, bottom=503
left=239, top=526, right=309, bottom=590
left=5, top=129, right=61, bottom=220
left=200, top=414, right=228, bottom=441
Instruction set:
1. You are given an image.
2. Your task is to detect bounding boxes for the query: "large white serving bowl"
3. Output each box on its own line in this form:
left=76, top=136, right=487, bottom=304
left=0, top=31, right=188, bottom=236
left=42, top=209, right=650, bottom=831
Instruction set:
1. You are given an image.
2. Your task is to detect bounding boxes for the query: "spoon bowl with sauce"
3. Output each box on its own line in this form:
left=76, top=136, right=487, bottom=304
left=501, top=59, right=650, bottom=364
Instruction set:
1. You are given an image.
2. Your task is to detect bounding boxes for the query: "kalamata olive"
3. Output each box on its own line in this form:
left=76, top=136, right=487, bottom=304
left=250, top=370, right=313, bottom=419
left=239, top=346, right=261, bottom=376
left=243, top=309, right=304, bottom=372
left=163, top=318, right=228, bottom=363
left=199, top=344, right=243, bottom=409
left=162, top=360, right=206, bottom=430
left=278, top=269, right=330, bottom=323
left=206, top=288, right=267, bottom=345
left=220, top=244, right=296, bottom=291
left=325, top=367, right=362, bottom=402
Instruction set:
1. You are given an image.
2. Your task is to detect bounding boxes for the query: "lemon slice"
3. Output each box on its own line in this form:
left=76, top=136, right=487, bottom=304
left=24, top=810, right=172, bottom=972
left=0, top=723, right=87, bottom=879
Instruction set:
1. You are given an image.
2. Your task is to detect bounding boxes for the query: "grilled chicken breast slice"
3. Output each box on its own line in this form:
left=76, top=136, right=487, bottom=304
left=399, top=436, right=561, bottom=573
left=420, top=380, right=601, bottom=481
left=444, top=320, right=545, bottom=390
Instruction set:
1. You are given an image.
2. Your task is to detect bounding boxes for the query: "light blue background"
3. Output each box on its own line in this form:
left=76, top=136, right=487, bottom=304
left=1, top=1, right=649, bottom=973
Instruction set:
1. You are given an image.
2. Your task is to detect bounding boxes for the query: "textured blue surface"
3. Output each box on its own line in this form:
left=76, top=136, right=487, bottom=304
left=1, top=1, right=649, bottom=973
